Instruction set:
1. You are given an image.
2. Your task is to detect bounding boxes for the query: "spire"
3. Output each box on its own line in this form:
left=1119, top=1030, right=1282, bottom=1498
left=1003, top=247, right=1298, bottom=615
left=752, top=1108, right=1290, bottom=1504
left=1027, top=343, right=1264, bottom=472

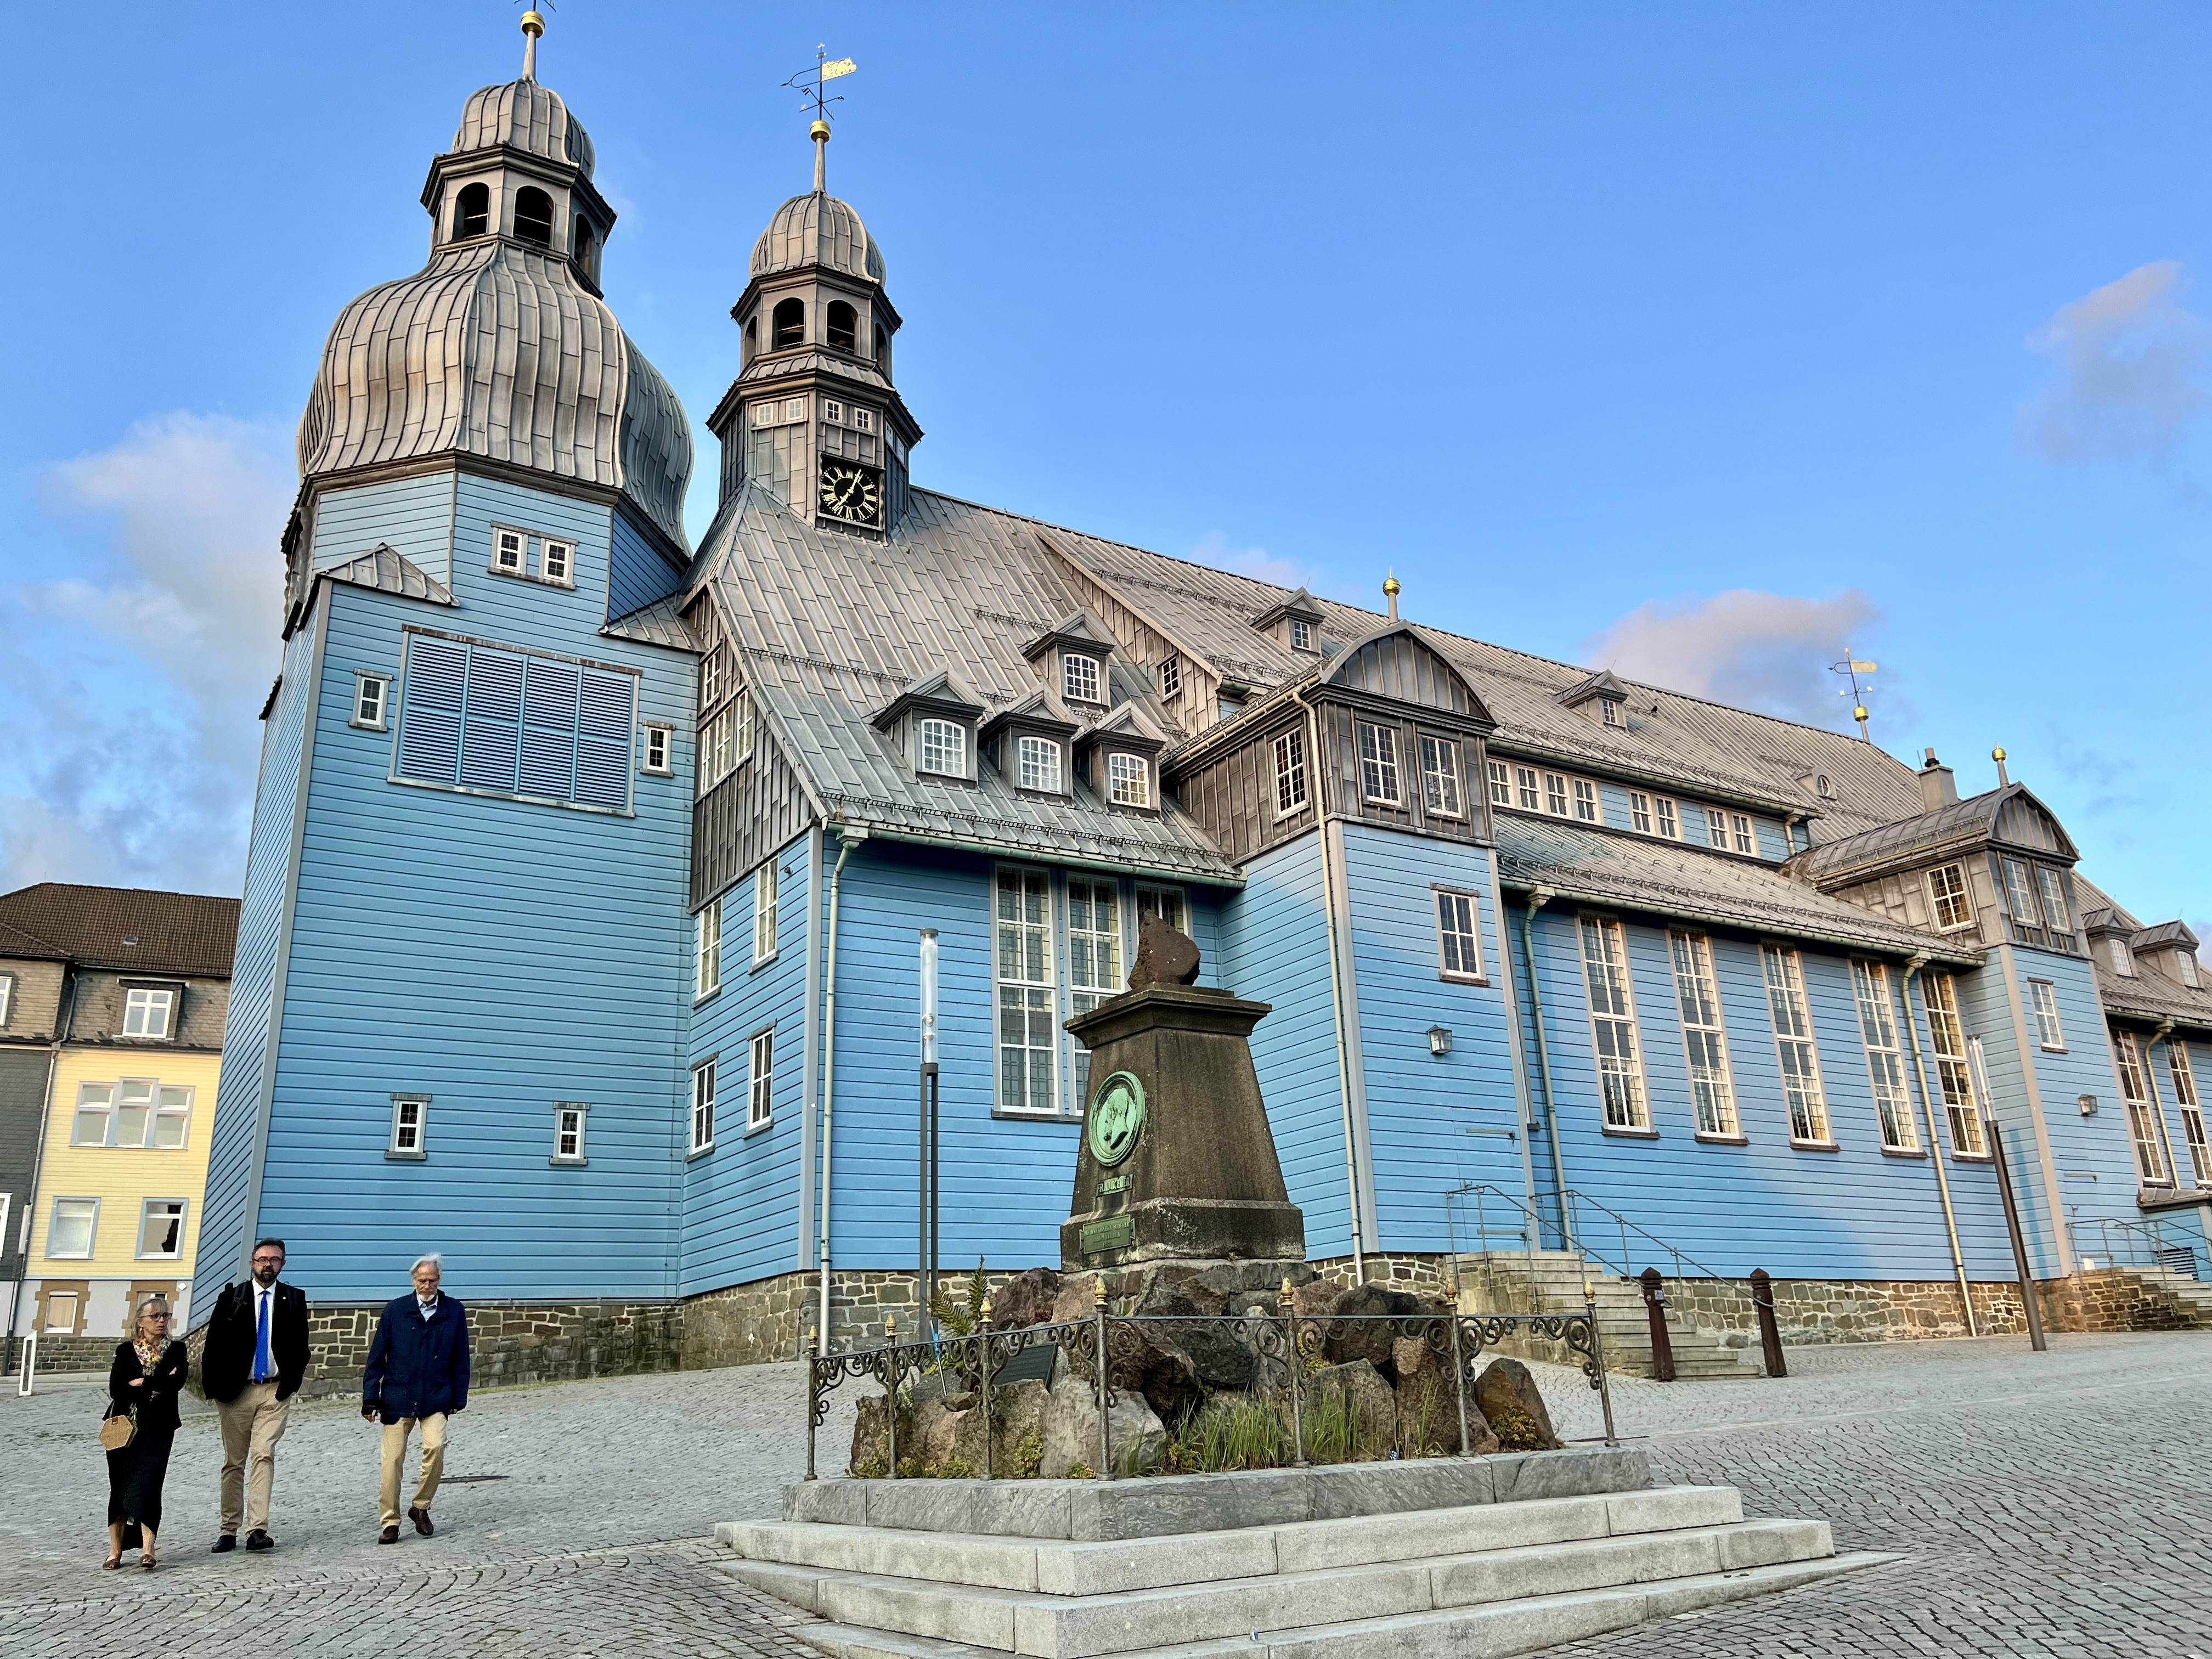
left=520, top=8, right=544, bottom=82
left=812, top=119, right=830, bottom=193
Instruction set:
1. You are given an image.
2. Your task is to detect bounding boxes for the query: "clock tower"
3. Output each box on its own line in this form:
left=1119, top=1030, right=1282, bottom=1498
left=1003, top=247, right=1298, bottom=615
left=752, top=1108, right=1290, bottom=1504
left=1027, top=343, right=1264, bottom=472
left=708, top=120, right=921, bottom=536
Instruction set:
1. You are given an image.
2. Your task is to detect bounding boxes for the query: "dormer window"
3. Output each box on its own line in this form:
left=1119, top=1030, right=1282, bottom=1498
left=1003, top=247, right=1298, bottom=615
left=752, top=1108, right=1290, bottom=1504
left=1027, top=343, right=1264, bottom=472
left=123, top=986, right=177, bottom=1040
left=1063, top=652, right=1102, bottom=704
left=1158, top=658, right=1181, bottom=700
left=2108, top=937, right=2135, bottom=977
left=1107, top=753, right=1151, bottom=808
left=918, top=719, right=967, bottom=778
left=1017, top=735, right=1063, bottom=792
left=1928, top=864, right=1974, bottom=932
left=453, top=182, right=490, bottom=240
left=514, top=187, right=554, bottom=247
left=2183, top=953, right=2202, bottom=990
left=826, top=301, right=857, bottom=353
left=1815, top=774, right=1833, bottom=799
left=1290, top=619, right=1313, bottom=652
left=772, top=297, right=805, bottom=348
left=1599, top=697, right=1623, bottom=729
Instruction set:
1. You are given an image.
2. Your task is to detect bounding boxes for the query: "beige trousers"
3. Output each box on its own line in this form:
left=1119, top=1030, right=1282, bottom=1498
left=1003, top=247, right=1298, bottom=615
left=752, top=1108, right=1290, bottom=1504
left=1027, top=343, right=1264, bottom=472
left=218, top=1382, right=290, bottom=1536
left=378, top=1413, right=448, bottom=1527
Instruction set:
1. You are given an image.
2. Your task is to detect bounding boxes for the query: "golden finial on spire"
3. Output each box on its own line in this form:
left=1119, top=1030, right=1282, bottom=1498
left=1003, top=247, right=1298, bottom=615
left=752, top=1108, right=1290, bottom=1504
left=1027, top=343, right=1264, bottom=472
left=1383, top=573, right=1401, bottom=622
left=1993, top=746, right=2009, bottom=787
left=519, top=8, right=545, bottom=82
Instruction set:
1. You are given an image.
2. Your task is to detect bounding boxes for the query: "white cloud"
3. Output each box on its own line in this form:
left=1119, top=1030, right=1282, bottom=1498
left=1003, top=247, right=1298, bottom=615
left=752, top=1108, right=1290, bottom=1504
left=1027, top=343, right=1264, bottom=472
left=1578, top=588, right=1882, bottom=727
left=0, top=413, right=292, bottom=895
left=2018, top=259, right=2212, bottom=471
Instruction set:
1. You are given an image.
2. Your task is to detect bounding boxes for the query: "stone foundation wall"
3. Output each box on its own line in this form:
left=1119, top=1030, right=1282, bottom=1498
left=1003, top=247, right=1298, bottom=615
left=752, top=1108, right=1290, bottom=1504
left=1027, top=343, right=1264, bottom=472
left=1311, top=1252, right=1454, bottom=1299
left=8, top=1333, right=117, bottom=1374
left=2043, top=1266, right=2210, bottom=1332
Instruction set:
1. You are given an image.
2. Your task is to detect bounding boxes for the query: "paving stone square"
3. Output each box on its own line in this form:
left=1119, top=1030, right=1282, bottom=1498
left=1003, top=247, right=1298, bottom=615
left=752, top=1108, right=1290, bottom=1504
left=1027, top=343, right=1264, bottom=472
left=0, top=1331, right=2205, bottom=1657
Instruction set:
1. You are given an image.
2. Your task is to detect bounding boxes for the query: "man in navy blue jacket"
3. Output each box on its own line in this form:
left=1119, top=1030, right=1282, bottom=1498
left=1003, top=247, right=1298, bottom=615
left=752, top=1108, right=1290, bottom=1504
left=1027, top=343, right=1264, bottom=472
left=360, top=1254, right=471, bottom=1545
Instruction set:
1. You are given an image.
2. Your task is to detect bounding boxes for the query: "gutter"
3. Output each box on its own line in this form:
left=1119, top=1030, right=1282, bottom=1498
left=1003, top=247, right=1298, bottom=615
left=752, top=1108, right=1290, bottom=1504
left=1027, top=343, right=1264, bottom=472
left=1900, top=954, right=1977, bottom=1334
left=815, top=826, right=866, bottom=1352
left=1517, top=888, right=1573, bottom=1252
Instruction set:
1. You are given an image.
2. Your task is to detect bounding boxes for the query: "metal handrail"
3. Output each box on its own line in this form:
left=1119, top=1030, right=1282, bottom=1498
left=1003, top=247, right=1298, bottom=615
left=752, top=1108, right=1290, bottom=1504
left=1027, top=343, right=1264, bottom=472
left=2070, top=1214, right=2210, bottom=1281
left=1561, top=1189, right=1730, bottom=1284
left=1445, top=1183, right=1728, bottom=1286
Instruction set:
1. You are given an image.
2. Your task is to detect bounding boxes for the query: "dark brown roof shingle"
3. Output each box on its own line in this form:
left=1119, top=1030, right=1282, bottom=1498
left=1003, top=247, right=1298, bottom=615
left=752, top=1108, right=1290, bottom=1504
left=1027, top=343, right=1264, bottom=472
left=0, top=884, right=239, bottom=979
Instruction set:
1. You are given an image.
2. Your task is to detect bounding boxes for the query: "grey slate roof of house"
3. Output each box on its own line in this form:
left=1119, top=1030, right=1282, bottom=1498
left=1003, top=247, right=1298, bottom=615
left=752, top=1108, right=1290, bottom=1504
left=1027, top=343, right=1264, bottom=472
left=0, top=885, right=239, bottom=979
left=2091, top=957, right=2212, bottom=1033
left=325, top=545, right=456, bottom=606
left=1786, top=784, right=2077, bottom=884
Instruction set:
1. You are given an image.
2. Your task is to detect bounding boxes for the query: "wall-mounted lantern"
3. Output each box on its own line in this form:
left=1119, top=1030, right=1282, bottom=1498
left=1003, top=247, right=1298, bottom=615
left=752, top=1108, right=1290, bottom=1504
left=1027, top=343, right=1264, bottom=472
left=2078, top=1093, right=2098, bottom=1116
left=1427, top=1026, right=1453, bottom=1058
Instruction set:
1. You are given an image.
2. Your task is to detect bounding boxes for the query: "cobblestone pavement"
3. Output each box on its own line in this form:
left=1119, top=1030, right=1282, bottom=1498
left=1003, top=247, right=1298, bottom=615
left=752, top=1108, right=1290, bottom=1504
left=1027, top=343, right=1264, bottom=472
left=1, top=1331, right=2206, bottom=1657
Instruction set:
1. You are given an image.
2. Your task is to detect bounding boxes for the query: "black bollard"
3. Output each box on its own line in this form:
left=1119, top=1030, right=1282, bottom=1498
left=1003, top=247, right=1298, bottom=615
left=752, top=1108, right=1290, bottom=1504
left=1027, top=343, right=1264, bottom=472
left=1750, top=1268, right=1786, bottom=1378
left=1638, top=1267, right=1675, bottom=1381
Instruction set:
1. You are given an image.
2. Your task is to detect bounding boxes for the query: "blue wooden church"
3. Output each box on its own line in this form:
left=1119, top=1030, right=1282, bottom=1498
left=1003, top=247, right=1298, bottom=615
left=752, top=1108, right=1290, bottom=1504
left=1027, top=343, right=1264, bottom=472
left=196, top=29, right=2212, bottom=1373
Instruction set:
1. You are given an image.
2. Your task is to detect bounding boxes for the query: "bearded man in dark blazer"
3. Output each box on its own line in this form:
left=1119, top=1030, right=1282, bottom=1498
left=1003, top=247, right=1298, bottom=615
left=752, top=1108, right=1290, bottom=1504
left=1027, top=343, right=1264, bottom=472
left=200, top=1237, right=311, bottom=1552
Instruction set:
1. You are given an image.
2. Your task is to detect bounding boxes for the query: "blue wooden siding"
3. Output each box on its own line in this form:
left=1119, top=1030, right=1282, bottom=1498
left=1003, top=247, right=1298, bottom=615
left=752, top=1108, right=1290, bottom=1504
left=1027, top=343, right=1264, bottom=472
left=681, top=832, right=815, bottom=1290
left=2006, top=951, right=2158, bottom=1242
left=196, top=618, right=323, bottom=1308
left=1215, top=835, right=1355, bottom=1259
left=448, top=476, right=616, bottom=636
left=610, top=507, right=684, bottom=620
left=1336, top=825, right=1524, bottom=1254
left=311, top=474, right=458, bottom=585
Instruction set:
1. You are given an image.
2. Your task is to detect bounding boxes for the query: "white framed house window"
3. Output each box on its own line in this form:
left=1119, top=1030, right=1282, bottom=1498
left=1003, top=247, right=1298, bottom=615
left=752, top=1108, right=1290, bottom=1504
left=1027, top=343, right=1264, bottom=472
left=853, top=407, right=875, bottom=433
left=1927, top=864, right=1973, bottom=932
left=1547, top=771, right=1571, bottom=816
left=0, top=971, right=12, bottom=1027
left=1599, top=697, right=1624, bottom=728
left=1575, top=780, right=1601, bottom=823
left=822, top=397, right=845, bottom=423
left=2182, top=953, right=2204, bottom=990
left=2165, top=1042, right=2208, bottom=1186
left=731, top=690, right=754, bottom=768
left=2038, top=868, right=2072, bottom=938
left=1358, top=723, right=1402, bottom=805
left=1629, top=792, right=1653, bottom=834
left=47, top=1197, right=98, bottom=1259
left=122, top=987, right=176, bottom=1040
left=1921, top=974, right=1987, bottom=1155
left=1062, top=652, right=1103, bottom=704
left=1107, top=753, right=1151, bottom=808
left=918, top=717, right=967, bottom=777
left=1273, top=729, right=1309, bottom=816
left=2107, top=936, right=2134, bottom=976
left=1435, top=889, right=1485, bottom=983
left=995, top=867, right=1056, bottom=1114
left=2003, top=860, right=2040, bottom=935
left=1670, top=933, right=1738, bottom=1137
left=690, top=1059, right=716, bottom=1155
left=43, top=1288, right=83, bottom=1333
left=1762, top=946, right=1831, bottom=1144
left=1136, top=884, right=1187, bottom=933
left=701, top=647, right=722, bottom=712
left=695, top=899, right=723, bottom=999
left=137, top=1198, right=185, bottom=1260
left=1017, top=735, right=1063, bottom=793
left=1580, top=917, right=1649, bottom=1130
left=2113, top=1032, right=2167, bottom=1183
left=753, top=860, right=780, bottom=964
left=1067, top=877, right=1121, bottom=1108
left=388, top=1096, right=427, bottom=1158
left=1705, top=808, right=1729, bottom=849
left=1158, top=658, right=1181, bottom=700
left=551, top=1102, right=589, bottom=1165
left=540, top=538, right=575, bottom=586
left=352, top=673, right=391, bottom=731
left=1420, top=737, right=1463, bottom=817
left=643, top=724, right=673, bottom=776
left=1487, top=759, right=1511, bottom=807
left=494, top=528, right=524, bottom=572
left=71, top=1084, right=114, bottom=1147
left=748, top=1028, right=776, bottom=1130
left=2028, top=980, right=2066, bottom=1051
left=1655, top=798, right=1680, bottom=839
left=1290, top=618, right=1314, bottom=652
left=1851, top=962, right=1918, bottom=1152
left=1731, top=814, right=1754, bottom=855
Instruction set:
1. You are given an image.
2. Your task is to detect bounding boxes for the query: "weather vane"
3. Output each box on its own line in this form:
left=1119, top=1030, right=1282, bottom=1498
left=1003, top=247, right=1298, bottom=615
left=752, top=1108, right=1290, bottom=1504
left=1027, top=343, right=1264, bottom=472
left=783, top=47, right=856, bottom=190
left=1830, top=650, right=1877, bottom=744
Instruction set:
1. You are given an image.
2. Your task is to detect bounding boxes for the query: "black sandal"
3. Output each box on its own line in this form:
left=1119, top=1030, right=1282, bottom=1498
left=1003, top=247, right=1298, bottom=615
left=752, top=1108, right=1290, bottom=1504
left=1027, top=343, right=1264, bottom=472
left=102, top=1555, right=121, bottom=1571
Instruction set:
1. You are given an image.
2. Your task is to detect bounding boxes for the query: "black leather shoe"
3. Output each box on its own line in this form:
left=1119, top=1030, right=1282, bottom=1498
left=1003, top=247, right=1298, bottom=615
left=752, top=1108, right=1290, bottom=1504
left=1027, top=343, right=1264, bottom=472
left=408, top=1506, right=435, bottom=1537
left=244, top=1530, right=275, bottom=1552
left=211, top=1535, right=237, bottom=1554
left=377, top=1525, right=400, bottom=1544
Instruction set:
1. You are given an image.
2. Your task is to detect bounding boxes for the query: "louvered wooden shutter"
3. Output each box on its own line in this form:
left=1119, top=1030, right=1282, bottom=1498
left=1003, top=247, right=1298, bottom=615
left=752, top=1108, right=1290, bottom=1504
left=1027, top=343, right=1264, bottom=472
left=574, top=669, right=635, bottom=810
left=459, top=649, right=526, bottom=793
left=397, top=634, right=634, bottom=810
left=396, top=636, right=467, bottom=783
left=519, top=656, right=583, bottom=801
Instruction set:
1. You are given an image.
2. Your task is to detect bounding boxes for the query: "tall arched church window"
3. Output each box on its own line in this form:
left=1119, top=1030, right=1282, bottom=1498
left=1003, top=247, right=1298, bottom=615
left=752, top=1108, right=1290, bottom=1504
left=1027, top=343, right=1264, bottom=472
left=826, top=301, right=857, bottom=353
left=771, top=298, right=805, bottom=349
left=514, top=187, right=555, bottom=247
left=453, top=182, right=490, bottom=240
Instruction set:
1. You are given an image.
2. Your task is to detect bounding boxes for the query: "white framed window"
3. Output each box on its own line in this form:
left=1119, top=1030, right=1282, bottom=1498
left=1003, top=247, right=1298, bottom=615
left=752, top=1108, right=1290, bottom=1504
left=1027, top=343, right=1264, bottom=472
left=352, top=673, right=391, bottom=730
left=1731, top=814, right=1754, bottom=855
left=701, top=647, right=722, bottom=713
left=1629, top=792, right=1653, bottom=833
left=1273, top=729, right=1309, bottom=816
left=822, top=397, right=845, bottom=423
left=1487, top=759, right=1511, bottom=807
left=2003, top=860, right=2040, bottom=934
left=2038, top=868, right=2071, bottom=937
left=69, top=1080, right=191, bottom=1149
left=2183, top=953, right=2204, bottom=991
left=552, top=1102, right=588, bottom=1164
left=918, top=717, right=967, bottom=777
left=1599, top=697, right=1624, bottom=728
left=754, top=859, right=779, bottom=964
left=1927, top=864, right=1973, bottom=931
left=1670, top=933, right=1737, bottom=1137
left=995, top=868, right=1056, bottom=1114
left=1136, top=884, right=1187, bottom=933
left=1546, top=771, right=1571, bottom=817
left=1704, top=808, right=1729, bottom=849
left=1436, top=889, right=1485, bottom=983
left=1574, top=779, right=1600, bottom=823
left=47, top=1197, right=98, bottom=1259
left=782, top=397, right=806, bottom=422
left=1762, top=946, right=1831, bottom=1144
left=1852, top=962, right=1917, bottom=1151
left=643, top=724, right=673, bottom=775
left=2107, top=936, right=2134, bottom=976
left=2113, top=1032, right=2166, bottom=1183
left=0, top=972, right=12, bottom=1026
left=731, top=690, right=754, bottom=768
left=853, top=407, right=875, bottom=433
left=1063, top=652, right=1103, bottom=704
left=136, top=1198, right=185, bottom=1260
left=1655, top=798, right=1679, bottom=840
left=1017, top=735, right=1063, bottom=792
left=1067, top=877, right=1121, bottom=1108
left=1158, top=658, right=1181, bottom=700
left=388, top=1096, right=427, bottom=1157
left=690, top=1059, right=716, bottom=1154
left=1358, top=723, right=1402, bottom=805
left=695, top=899, right=722, bottom=998
left=43, top=1288, right=83, bottom=1333
left=1579, top=917, right=1647, bottom=1130
left=2028, top=980, right=2066, bottom=1051
left=1921, top=974, right=1985, bottom=1155
left=2172, top=1042, right=2210, bottom=1186
left=748, top=1028, right=776, bottom=1130
left=541, top=538, right=575, bottom=586
left=1290, top=618, right=1314, bottom=652
left=494, top=528, right=524, bottom=572
left=1108, top=753, right=1151, bottom=808
left=1420, top=736, right=1463, bottom=817
left=752, top=400, right=777, bottom=427
left=699, top=709, right=731, bottom=795
left=122, top=987, right=175, bottom=1040
left=71, top=1084, right=114, bottom=1147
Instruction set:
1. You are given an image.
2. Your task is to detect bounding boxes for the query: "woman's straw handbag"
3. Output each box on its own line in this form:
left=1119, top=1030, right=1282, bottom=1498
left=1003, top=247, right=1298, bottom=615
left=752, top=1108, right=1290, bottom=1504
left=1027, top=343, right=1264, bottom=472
left=98, top=1410, right=137, bottom=1452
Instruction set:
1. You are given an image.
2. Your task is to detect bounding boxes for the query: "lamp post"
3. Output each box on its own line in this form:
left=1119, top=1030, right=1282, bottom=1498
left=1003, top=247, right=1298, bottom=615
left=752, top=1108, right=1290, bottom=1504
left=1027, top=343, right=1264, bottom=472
left=918, top=930, right=940, bottom=1334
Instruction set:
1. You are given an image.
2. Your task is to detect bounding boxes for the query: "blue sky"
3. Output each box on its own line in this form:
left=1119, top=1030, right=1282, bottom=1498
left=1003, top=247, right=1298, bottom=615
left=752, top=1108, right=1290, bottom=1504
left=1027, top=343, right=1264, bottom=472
left=5, top=3, right=2210, bottom=933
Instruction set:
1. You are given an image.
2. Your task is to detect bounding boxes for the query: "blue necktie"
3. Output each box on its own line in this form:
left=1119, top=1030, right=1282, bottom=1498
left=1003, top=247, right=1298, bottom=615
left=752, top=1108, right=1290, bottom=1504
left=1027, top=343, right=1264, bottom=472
left=254, top=1290, right=272, bottom=1383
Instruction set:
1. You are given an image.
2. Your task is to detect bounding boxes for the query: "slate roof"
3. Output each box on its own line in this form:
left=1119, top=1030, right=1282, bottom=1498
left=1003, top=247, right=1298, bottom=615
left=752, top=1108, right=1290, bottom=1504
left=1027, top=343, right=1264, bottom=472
left=325, top=544, right=455, bottom=606
left=2092, top=957, right=2212, bottom=1034
left=602, top=594, right=697, bottom=652
left=752, top=190, right=886, bottom=283
left=452, top=77, right=595, bottom=176
left=0, top=885, right=239, bottom=979
left=1787, top=783, right=2078, bottom=885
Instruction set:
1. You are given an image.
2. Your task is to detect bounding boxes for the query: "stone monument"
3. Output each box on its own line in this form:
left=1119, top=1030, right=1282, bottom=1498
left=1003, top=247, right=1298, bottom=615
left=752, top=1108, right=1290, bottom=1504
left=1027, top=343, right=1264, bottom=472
left=1060, top=919, right=1305, bottom=1269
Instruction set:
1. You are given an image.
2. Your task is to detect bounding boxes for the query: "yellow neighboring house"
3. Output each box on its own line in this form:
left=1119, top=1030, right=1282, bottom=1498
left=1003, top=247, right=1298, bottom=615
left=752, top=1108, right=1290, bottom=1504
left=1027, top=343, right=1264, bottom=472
left=1, top=884, right=238, bottom=1373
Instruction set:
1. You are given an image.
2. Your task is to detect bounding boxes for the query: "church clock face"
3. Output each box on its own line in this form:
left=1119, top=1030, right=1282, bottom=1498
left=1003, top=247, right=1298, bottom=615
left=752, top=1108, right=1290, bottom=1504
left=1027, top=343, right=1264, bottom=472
left=817, top=458, right=884, bottom=527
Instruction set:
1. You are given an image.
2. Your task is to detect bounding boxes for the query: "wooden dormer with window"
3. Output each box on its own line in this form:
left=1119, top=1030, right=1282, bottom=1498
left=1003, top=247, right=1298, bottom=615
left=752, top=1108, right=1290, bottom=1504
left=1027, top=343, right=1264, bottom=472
left=1556, top=668, right=1635, bottom=733
left=1251, top=588, right=1327, bottom=656
left=1018, top=611, right=1118, bottom=711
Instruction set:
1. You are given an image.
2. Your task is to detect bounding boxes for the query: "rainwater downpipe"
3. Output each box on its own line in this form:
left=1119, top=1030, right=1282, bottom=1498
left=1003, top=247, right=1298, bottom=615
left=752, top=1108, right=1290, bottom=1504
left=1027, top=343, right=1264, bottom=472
left=1303, top=696, right=1367, bottom=1285
left=1517, top=887, right=1572, bottom=1254
left=1900, top=953, right=1977, bottom=1335
left=815, top=826, right=865, bottom=1351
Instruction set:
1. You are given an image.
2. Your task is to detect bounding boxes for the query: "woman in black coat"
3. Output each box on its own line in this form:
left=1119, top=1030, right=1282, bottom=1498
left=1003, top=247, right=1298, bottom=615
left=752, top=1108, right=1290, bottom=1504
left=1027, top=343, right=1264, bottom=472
left=105, top=1298, right=189, bottom=1571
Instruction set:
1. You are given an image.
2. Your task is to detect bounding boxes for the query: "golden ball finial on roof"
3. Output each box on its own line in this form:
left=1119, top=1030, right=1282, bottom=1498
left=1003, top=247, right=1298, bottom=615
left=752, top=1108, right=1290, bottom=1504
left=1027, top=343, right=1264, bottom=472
left=1382, top=575, right=1401, bottom=597
left=1992, top=746, right=2007, bottom=762
left=811, top=119, right=832, bottom=141
left=521, top=9, right=545, bottom=36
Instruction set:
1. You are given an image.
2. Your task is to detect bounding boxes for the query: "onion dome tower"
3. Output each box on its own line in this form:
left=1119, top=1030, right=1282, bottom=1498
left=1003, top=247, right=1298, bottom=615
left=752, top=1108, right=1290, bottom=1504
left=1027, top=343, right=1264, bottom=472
left=707, top=115, right=921, bottom=536
left=292, top=9, right=692, bottom=581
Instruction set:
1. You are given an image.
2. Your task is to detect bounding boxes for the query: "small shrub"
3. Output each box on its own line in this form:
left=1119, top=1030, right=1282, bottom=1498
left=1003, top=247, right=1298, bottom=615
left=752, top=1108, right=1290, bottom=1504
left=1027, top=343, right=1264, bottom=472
left=1305, top=1392, right=1358, bottom=1464
left=928, top=1259, right=993, bottom=1339
left=939, top=1456, right=980, bottom=1480
left=895, top=1456, right=925, bottom=1479
left=851, top=1452, right=888, bottom=1480
left=1007, top=1427, right=1044, bottom=1480
left=1063, top=1461, right=1097, bottom=1480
